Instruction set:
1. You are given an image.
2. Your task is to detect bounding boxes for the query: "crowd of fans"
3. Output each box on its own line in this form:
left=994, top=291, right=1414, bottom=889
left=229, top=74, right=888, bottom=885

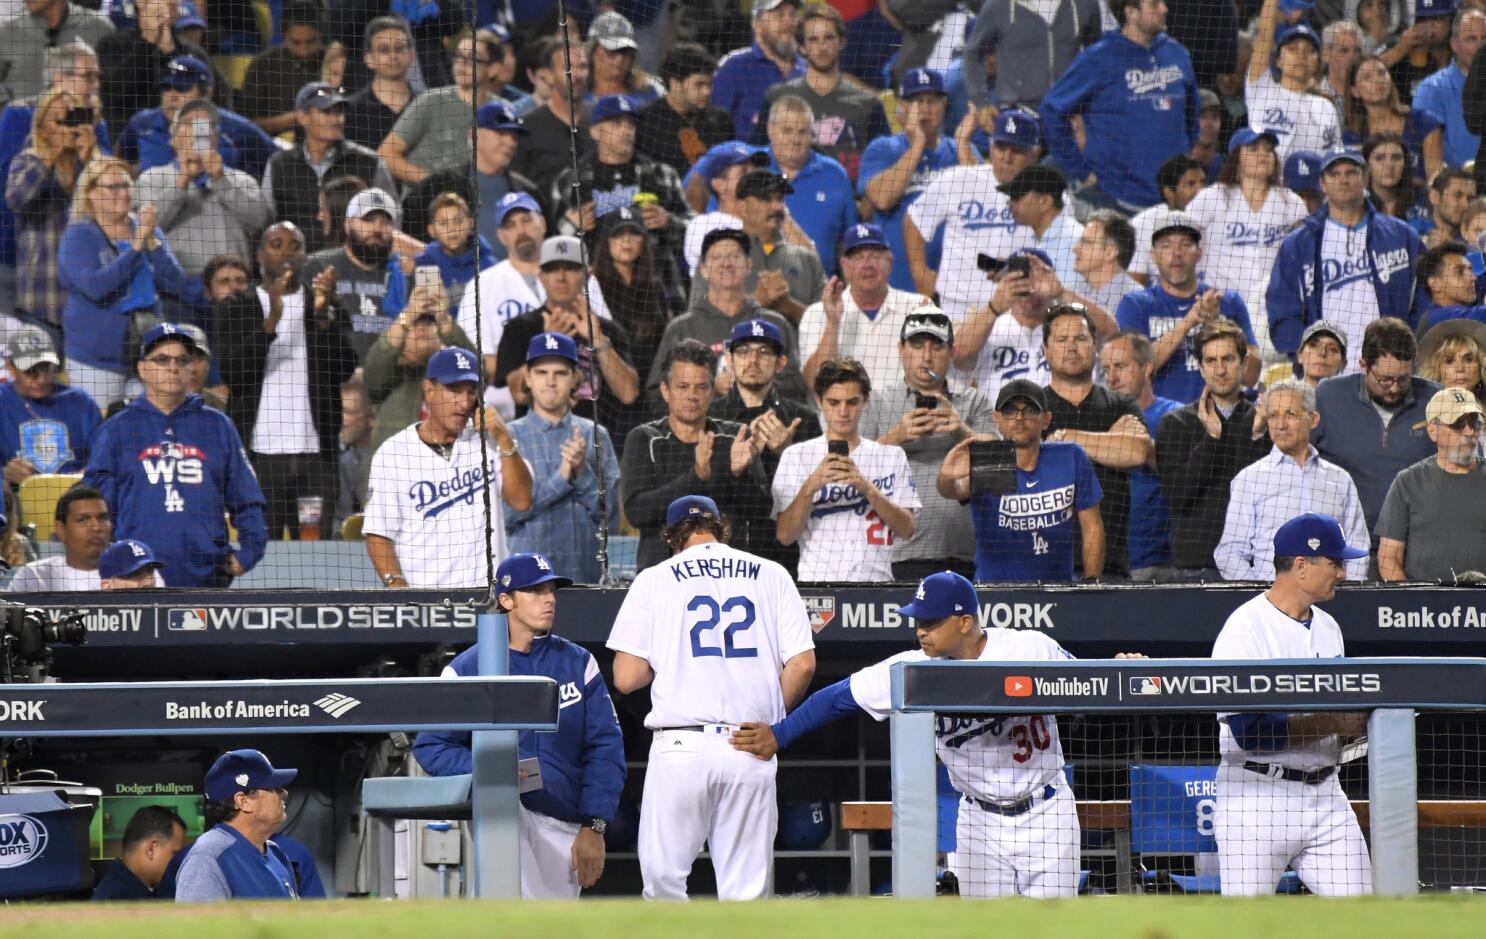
left=0, top=0, right=1482, bottom=591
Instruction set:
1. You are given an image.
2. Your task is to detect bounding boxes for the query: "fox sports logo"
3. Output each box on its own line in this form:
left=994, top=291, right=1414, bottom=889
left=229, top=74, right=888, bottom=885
left=0, top=814, right=48, bottom=868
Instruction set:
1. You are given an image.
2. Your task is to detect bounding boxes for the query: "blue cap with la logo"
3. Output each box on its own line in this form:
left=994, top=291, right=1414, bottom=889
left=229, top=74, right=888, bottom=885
left=841, top=222, right=888, bottom=253
left=992, top=108, right=1041, bottom=150
left=526, top=331, right=579, bottom=364
left=425, top=347, right=480, bottom=385
left=496, top=553, right=574, bottom=591
left=898, top=571, right=978, bottom=621
left=898, top=67, right=945, bottom=99
left=727, top=318, right=783, bottom=351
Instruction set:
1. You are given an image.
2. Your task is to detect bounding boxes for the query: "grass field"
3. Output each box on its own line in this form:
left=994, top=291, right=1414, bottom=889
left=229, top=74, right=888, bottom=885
left=2, top=897, right=1483, bottom=939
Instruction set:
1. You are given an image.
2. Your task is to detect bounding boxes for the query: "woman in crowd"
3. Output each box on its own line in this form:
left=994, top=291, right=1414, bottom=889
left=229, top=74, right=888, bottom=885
left=57, top=156, right=204, bottom=405
left=1363, top=132, right=1419, bottom=220
left=592, top=206, right=679, bottom=385
left=1418, top=320, right=1486, bottom=407
left=1185, top=127, right=1307, bottom=359
left=1343, top=54, right=1442, bottom=184
left=6, top=89, right=99, bottom=334
left=1247, top=0, right=1342, bottom=163
left=1353, top=0, right=1395, bottom=56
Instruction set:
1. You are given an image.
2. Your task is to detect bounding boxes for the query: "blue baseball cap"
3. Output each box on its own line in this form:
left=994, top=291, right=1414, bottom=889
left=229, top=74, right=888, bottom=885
left=425, top=347, right=480, bottom=385
left=139, top=322, right=200, bottom=359
left=1273, top=513, right=1368, bottom=560
left=991, top=108, right=1040, bottom=150
left=1274, top=22, right=1321, bottom=52
left=1284, top=150, right=1322, bottom=192
left=98, top=539, right=162, bottom=579
left=898, top=571, right=978, bottom=621
left=728, top=318, right=784, bottom=351
left=1228, top=126, right=1279, bottom=154
left=204, top=749, right=298, bottom=802
left=1319, top=147, right=1365, bottom=174
left=476, top=100, right=528, bottom=134
left=176, top=1, right=206, bottom=30
left=841, top=222, right=888, bottom=254
left=1416, top=0, right=1457, bottom=18
left=295, top=81, right=346, bottom=111
left=898, top=68, right=945, bottom=99
left=592, top=94, right=637, bottom=124
left=1277, top=0, right=1315, bottom=13
left=495, top=191, right=541, bottom=226
left=526, top=331, right=579, bottom=364
left=161, top=55, right=212, bottom=91
left=665, top=495, right=721, bottom=527
left=697, top=141, right=770, bottom=182
left=496, top=553, right=573, bottom=592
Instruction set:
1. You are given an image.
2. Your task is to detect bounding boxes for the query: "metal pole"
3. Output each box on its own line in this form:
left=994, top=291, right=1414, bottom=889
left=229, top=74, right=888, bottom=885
left=470, top=609, right=521, bottom=898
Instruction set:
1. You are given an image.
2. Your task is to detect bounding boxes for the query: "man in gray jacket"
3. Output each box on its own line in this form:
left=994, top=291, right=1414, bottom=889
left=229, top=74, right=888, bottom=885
left=0, top=0, right=112, bottom=103
left=963, top=0, right=1104, bottom=112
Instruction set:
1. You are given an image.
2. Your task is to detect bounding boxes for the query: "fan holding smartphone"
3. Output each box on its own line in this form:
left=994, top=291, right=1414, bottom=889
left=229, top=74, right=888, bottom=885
left=937, top=380, right=1105, bottom=583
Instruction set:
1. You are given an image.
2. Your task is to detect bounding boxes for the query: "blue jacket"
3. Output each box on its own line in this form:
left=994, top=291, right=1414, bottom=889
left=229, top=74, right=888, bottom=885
left=174, top=824, right=296, bottom=901
left=1042, top=29, right=1199, bottom=207
left=0, top=381, right=101, bottom=473
left=1312, top=372, right=1439, bottom=531
left=1265, top=203, right=1424, bottom=355
left=712, top=43, right=806, bottom=141
left=413, top=634, right=625, bottom=825
left=119, top=105, right=280, bottom=181
left=84, top=393, right=267, bottom=587
left=158, top=832, right=323, bottom=899
left=57, top=219, right=207, bottom=373
left=0, top=104, right=111, bottom=266
left=91, top=859, right=156, bottom=900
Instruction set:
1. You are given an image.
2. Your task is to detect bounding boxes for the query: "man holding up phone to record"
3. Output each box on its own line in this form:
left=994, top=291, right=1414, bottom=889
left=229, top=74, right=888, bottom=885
left=938, top=378, right=1104, bottom=582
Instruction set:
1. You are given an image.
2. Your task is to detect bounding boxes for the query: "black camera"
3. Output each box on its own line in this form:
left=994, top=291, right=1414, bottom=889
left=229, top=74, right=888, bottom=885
left=1, top=601, right=86, bottom=683
left=975, top=254, right=1030, bottom=278
left=827, top=439, right=849, bottom=457
left=59, top=106, right=94, bottom=128
left=969, top=439, right=1018, bottom=496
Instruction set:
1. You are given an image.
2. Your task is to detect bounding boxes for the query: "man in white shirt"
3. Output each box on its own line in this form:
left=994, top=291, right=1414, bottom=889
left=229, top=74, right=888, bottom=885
left=1215, top=379, right=1369, bottom=581
left=8, top=485, right=157, bottom=591
left=1070, top=210, right=1143, bottom=314
left=363, top=347, right=534, bottom=587
left=773, top=357, right=919, bottom=582
left=903, top=108, right=1039, bottom=316
left=797, top=223, right=927, bottom=388
left=998, top=165, right=1083, bottom=285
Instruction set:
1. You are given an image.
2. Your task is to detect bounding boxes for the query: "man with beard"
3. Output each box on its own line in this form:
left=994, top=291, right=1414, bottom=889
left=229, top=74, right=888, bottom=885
left=494, top=236, right=640, bottom=426
left=691, top=170, right=823, bottom=323
left=261, top=82, right=395, bottom=253
left=713, top=0, right=805, bottom=141
left=1312, top=318, right=1440, bottom=539
left=302, top=188, right=401, bottom=360
left=1412, top=167, right=1477, bottom=246
left=1100, top=331, right=1180, bottom=580
left=1116, top=208, right=1259, bottom=404
left=1217, top=380, right=1369, bottom=582
left=1041, top=305, right=1152, bottom=578
left=216, top=221, right=357, bottom=541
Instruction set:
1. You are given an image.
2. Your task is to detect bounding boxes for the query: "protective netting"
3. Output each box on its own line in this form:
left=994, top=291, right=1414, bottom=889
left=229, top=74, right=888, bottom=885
left=0, top=0, right=1480, bottom=592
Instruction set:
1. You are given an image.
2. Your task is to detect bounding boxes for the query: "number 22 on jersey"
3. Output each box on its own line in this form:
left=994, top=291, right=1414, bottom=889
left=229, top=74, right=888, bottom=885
left=688, top=595, right=757, bottom=659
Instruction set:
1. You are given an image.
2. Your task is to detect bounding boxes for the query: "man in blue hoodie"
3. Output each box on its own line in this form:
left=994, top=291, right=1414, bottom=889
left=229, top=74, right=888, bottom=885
left=84, top=323, right=268, bottom=587
left=1041, top=0, right=1200, bottom=212
left=1266, top=149, right=1424, bottom=373
left=414, top=553, right=625, bottom=899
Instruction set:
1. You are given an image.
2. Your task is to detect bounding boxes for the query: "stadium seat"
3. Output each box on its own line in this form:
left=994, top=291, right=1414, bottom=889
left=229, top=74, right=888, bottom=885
left=17, top=473, right=81, bottom=537
left=212, top=55, right=255, bottom=91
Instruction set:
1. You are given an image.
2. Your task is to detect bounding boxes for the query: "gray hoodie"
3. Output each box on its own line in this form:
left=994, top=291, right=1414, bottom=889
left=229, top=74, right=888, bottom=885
left=964, top=0, right=1104, bottom=108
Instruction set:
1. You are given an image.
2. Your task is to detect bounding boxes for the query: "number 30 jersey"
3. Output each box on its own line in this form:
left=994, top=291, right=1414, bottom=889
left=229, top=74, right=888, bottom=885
left=850, top=629, right=1072, bottom=803
left=607, top=541, right=815, bottom=730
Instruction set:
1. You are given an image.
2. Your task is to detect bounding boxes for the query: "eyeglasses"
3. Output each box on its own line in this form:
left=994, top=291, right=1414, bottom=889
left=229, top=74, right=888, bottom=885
left=1366, top=367, right=1411, bottom=389
left=998, top=405, right=1042, bottom=419
left=63, top=67, right=101, bottom=82
left=93, top=182, right=131, bottom=192
left=371, top=42, right=411, bottom=54
left=143, top=354, right=191, bottom=367
left=1445, top=414, right=1484, bottom=432
left=730, top=344, right=779, bottom=360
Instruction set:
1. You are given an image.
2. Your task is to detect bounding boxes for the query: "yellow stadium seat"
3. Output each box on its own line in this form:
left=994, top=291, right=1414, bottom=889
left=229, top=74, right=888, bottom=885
left=341, top=513, right=364, bottom=541
left=18, top=473, right=82, bottom=536
left=253, top=1, right=274, bottom=46
left=212, top=54, right=254, bottom=91
left=1261, top=362, right=1296, bottom=391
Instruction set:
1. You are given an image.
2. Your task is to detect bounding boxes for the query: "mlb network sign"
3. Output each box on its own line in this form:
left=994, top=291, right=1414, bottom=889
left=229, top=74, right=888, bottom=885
left=836, top=600, right=1057, bottom=631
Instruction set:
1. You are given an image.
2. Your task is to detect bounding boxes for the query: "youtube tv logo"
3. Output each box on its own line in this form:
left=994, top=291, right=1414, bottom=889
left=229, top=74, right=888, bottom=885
left=1004, top=676, right=1032, bottom=697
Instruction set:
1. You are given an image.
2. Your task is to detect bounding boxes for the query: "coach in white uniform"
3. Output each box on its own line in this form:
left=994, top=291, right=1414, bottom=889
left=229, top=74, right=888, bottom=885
left=364, top=347, right=533, bottom=587
left=1211, top=511, right=1372, bottom=896
left=608, top=494, right=816, bottom=900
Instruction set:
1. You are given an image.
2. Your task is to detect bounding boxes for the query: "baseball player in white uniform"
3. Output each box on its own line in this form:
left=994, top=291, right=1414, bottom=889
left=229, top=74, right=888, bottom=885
left=733, top=571, right=1144, bottom=898
left=608, top=494, right=817, bottom=900
left=363, top=347, right=533, bottom=587
left=1211, top=512, right=1372, bottom=896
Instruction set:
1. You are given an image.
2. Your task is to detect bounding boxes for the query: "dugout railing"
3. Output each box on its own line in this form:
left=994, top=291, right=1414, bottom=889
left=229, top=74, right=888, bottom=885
left=887, top=657, right=1486, bottom=898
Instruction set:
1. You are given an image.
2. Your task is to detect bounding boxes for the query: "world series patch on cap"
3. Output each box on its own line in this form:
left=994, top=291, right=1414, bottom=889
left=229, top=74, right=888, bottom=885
left=204, top=749, right=298, bottom=802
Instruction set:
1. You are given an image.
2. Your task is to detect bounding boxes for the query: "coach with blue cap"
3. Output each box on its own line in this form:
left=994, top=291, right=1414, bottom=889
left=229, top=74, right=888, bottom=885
left=415, top=552, right=625, bottom=898
left=1210, top=511, right=1372, bottom=896
left=175, top=750, right=300, bottom=901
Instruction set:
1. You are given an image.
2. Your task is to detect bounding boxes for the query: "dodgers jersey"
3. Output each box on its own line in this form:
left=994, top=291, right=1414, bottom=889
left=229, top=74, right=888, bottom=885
left=964, top=313, right=1051, bottom=404
left=1116, top=284, right=1256, bottom=403
left=1184, top=185, right=1307, bottom=324
left=455, top=261, right=612, bottom=358
left=1212, top=593, right=1346, bottom=770
left=363, top=423, right=519, bottom=587
left=770, top=436, right=921, bottom=582
left=1245, top=75, right=1341, bottom=164
left=970, top=441, right=1102, bottom=582
left=906, top=165, right=1035, bottom=317
left=850, top=629, right=1072, bottom=802
left=607, top=541, right=814, bottom=730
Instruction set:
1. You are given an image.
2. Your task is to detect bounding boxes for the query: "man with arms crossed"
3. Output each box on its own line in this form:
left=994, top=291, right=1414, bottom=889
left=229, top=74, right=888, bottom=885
left=1212, top=512, right=1372, bottom=896
left=607, top=494, right=815, bottom=900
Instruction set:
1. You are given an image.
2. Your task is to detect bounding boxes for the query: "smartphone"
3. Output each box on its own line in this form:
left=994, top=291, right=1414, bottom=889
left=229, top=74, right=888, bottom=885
left=415, top=266, right=442, bottom=292
left=60, top=105, right=94, bottom=128
left=190, top=120, right=213, bottom=153
left=975, top=253, right=1004, bottom=274
left=827, top=439, right=849, bottom=457
left=969, top=439, right=1018, bottom=496
left=1002, top=256, right=1031, bottom=278
left=915, top=393, right=939, bottom=411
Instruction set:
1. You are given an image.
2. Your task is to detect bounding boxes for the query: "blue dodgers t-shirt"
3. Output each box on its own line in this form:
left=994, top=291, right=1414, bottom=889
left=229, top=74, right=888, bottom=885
left=970, top=440, right=1102, bottom=582
left=1115, top=283, right=1256, bottom=403
left=1128, top=396, right=1181, bottom=570
left=857, top=133, right=958, bottom=291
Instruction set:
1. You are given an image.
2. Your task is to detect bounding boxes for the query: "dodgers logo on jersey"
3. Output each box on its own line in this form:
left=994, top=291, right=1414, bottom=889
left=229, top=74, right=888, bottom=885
left=497, top=298, right=534, bottom=324
left=810, top=473, right=902, bottom=518
left=408, top=459, right=495, bottom=519
left=1125, top=64, right=1184, bottom=96
left=956, top=200, right=1018, bottom=233
left=997, top=485, right=1076, bottom=532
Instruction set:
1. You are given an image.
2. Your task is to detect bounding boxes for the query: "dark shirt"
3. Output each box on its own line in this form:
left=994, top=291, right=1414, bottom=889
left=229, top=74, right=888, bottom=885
left=633, top=97, right=738, bottom=177
left=96, top=30, right=215, bottom=138
left=241, top=45, right=323, bottom=123
left=511, top=106, right=590, bottom=197
left=1043, top=383, right=1143, bottom=577
left=400, top=163, right=544, bottom=241
left=343, top=83, right=418, bottom=150
left=91, top=859, right=155, bottom=900
left=493, top=305, right=638, bottom=430
left=1155, top=397, right=1270, bottom=570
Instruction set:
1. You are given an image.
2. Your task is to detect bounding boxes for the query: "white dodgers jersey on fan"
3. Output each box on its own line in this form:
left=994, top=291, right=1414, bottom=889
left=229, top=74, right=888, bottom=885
left=607, top=541, right=814, bottom=730
left=850, top=629, right=1072, bottom=803
left=1212, top=593, right=1346, bottom=770
left=770, top=437, right=921, bottom=582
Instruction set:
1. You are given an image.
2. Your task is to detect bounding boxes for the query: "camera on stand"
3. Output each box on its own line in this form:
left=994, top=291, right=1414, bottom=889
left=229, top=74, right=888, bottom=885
left=1, top=599, right=87, bottom=685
